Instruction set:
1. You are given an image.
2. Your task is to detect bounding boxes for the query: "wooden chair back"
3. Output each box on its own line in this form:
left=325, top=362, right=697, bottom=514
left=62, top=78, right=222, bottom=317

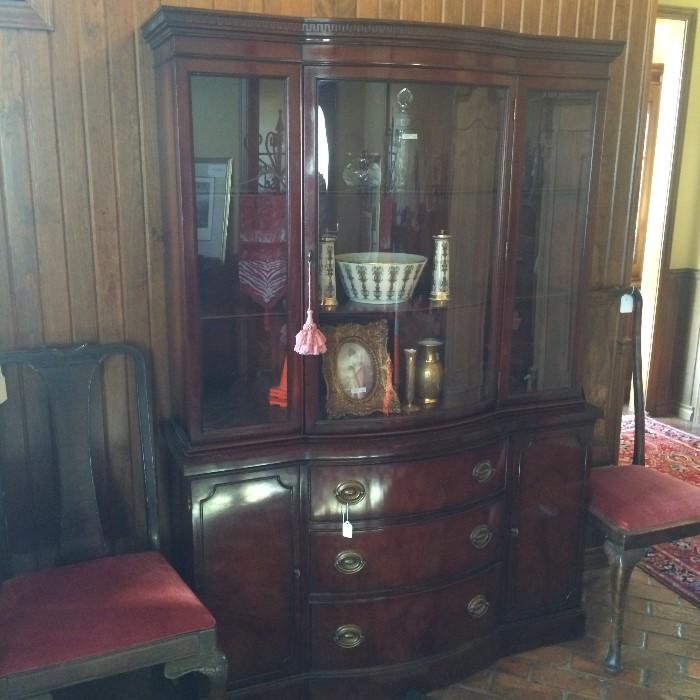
left=0, top=343, right=159, bottom=573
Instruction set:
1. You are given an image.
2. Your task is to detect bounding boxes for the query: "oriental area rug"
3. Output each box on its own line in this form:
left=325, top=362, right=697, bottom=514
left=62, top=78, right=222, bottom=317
left=619, top=416, right=700, bottom=606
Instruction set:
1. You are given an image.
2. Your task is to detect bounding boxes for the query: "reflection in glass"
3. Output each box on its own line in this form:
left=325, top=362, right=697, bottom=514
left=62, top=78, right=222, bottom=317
left=509, top=91, right=597, bottom=394
left=317, top=80, right=506, bottom=419
left=190, top=75, right=289, bottom=431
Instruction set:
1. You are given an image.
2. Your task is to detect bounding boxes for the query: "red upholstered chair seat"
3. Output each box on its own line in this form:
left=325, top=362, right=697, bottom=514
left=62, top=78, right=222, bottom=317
left=0, top=551, right=215, bottom=678
left=590, top=464, right=700, bottom=534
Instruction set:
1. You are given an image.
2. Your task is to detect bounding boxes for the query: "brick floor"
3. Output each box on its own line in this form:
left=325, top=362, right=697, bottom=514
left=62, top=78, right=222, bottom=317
left=430, top=568, right=700, bottom=700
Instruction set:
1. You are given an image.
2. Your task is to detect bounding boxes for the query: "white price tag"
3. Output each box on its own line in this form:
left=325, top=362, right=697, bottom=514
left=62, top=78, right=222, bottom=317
left=620, top=293, right=634, bottom=314
left=342, top=503, right=353, bottom=539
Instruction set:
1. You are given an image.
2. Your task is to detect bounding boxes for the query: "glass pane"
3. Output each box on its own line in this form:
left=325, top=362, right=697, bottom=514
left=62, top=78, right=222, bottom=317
left=316, top=80, right=506, bottom=422
left=509, top=90, right=597, bottom=395
left=191, top=75, right=289, bottom=431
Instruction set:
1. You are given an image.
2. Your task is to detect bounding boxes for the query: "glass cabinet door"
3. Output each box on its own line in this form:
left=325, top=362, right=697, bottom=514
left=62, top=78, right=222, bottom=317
left=508, top=90, right=597, bottom=396
left=312, top=77, right=507, bottom=425
left=190, top=74, right=294, bottom=434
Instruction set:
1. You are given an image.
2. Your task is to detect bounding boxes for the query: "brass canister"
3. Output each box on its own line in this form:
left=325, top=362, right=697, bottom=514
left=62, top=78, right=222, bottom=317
left=416, top=338, right=444, bottom=406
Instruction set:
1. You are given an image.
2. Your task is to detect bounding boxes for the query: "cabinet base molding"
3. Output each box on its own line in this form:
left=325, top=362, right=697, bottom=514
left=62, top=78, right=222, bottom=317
left=227, top=610, right=585, bottom=699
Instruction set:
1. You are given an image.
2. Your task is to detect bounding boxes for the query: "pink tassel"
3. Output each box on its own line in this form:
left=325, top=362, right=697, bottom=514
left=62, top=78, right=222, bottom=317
left=294, top=309, right=327, bottom=355
left=294, top=255, right=327, bottom=356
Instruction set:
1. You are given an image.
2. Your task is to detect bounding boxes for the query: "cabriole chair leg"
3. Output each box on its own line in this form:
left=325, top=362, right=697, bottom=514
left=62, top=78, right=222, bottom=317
left=603, top=540, right=644, bottom=673
left=164, top=649, right=228, bottom=700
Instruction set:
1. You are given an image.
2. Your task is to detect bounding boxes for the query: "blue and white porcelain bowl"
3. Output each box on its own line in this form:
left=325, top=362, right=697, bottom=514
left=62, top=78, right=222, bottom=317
left=335, top=252, right=427, bottom=305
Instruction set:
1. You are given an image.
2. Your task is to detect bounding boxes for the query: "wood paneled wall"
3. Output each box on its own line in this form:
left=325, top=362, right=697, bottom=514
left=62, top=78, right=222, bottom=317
left=0, top=0, right=655, bottom=569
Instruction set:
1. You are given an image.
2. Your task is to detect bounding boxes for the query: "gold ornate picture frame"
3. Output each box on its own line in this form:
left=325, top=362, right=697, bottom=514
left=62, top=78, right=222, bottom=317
left=322, top=320, right=400, bottom=419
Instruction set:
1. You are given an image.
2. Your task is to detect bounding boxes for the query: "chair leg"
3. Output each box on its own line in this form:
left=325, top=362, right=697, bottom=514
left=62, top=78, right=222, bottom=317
left=164, top=647, right=228, bottom=700
left=603, top=539, right=644, bottom=673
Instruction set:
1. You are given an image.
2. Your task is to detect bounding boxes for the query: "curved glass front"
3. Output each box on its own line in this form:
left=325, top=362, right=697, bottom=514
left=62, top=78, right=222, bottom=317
left=315, top=79, right=507, bottom=423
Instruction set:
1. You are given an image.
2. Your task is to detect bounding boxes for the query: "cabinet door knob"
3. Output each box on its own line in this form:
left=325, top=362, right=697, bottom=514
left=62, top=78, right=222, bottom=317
left=334, top=550, right=366, bottom=575
left=334, top=480, right=366, bottom=505
left=469, top=524, right=493, bottom=549
left=466, top=594, right=490, bottom=619
left=333, top=624, right=365, bottom=648
left=472, top=460, right=495, bottom=484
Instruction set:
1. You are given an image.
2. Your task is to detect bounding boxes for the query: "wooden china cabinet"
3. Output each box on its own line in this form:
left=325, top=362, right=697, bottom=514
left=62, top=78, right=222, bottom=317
left=144, top=9, right=621, bottom=699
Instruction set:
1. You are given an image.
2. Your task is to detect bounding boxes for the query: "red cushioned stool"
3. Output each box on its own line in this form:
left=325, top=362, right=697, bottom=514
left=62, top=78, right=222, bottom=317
left=0, top=344, right=227, bottom=700
left=589, top=289, right=700, bottom=673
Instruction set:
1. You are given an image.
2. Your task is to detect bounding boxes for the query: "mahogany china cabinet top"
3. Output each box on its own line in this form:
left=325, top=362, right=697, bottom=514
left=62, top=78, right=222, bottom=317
left=143, top=6, right=623, bottom=72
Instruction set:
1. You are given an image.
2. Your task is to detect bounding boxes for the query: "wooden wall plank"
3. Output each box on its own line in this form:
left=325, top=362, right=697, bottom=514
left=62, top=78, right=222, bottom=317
left=133, top=0, right=171, bottom=417
left=78, top=0, right=124, bottom=343
left=613, top=0, right=632, bottom=41
left=482, top=0, right=502, bottom=28
left=51, top=0, right=98, bottom=342
left=421, top=0, right=441, bottom=22
left=521, top=0, right=540, bottom=34
left=503, top=0, right=523, bottom=32
left=578, top=0, right=595, bottom=37
left=379, top=0, right=400, bottom=18
left=402, top=0, right=421, bottom=20
left=0, top=154, right=15, bottom=350
left=594, top=0, right=614, bottom=40
left=20, top=31, right=70, bottom=345
left=213, top=0, right=265, bottom=10
left=105, top=0, right=150, bottom=349
left=540, top=0, right=558, bottom=35
left=356, top=0, right=379, bottom=18
left=442, top=0, right=463, bottom=24
left=463, top=0, right=482, bottom=26
left=0, top=32, right=43, bottom=348
left=559, top=0, right=578, bottom=36
left=312, top=0, right=335, bottom=17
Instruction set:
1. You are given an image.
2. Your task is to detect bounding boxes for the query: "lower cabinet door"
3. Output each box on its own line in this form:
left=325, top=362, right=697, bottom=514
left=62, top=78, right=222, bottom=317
left=310, top=566, right=499, bottom=669
left=507, top=429, right=589, bottom=619
left=189, top=467, right=301, bottom=684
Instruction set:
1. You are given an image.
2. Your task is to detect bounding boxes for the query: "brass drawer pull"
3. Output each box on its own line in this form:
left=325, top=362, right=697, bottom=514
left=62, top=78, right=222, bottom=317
left=466, top=594, right=490, bottom=619
left=472, top=460, right=495, bottom=484
left=469, top=524, right=493, bottom=549
left=333, top=624, right=365, bottom=649
left=334, top=550, right=366, bottom=575
left=334, top=480, right=366, bottom=505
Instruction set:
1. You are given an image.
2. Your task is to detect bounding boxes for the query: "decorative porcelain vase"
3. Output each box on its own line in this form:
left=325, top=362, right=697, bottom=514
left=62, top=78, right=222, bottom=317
left=402, top=347, right=420, bottom=413
left=319, top=230, right=338, bottom=310
left=430, top=231, right=450, bottom=305
left=416, top=338, right=444, bottom=407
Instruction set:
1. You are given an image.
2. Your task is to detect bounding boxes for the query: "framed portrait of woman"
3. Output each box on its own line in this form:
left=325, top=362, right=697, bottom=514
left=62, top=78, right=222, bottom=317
left=322, top=320, right=400, bottom=418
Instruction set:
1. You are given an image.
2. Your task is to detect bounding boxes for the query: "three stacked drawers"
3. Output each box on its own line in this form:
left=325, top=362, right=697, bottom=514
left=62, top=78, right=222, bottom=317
left=307, top=440, right=507, bottom=669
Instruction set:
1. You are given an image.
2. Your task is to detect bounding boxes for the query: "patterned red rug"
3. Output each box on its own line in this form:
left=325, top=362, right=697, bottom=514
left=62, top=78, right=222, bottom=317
left=619, top=416, right=700, bottom=606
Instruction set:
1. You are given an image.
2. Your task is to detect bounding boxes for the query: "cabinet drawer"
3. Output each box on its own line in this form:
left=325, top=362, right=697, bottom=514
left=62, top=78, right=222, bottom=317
left=310, top=566, right=499, bottom=669
left=309, top=441, right=506, bottom=521
left=309, top=500, right=503, bottom=593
